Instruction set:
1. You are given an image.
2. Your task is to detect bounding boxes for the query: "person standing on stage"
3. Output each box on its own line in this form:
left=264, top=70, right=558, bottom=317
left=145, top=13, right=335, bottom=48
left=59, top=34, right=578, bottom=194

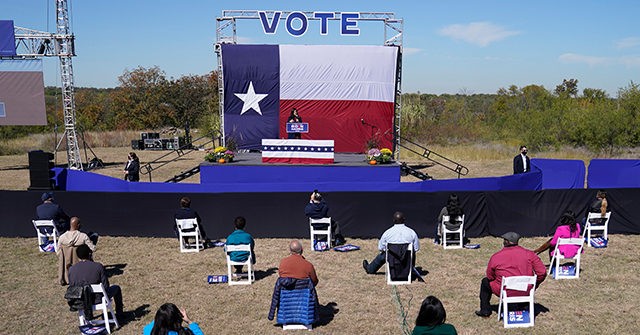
left=513, top=145, right=530, bottom=174
left=124, top=152, right=140, bottom=182
left=287, top=108, right=302, bottom=139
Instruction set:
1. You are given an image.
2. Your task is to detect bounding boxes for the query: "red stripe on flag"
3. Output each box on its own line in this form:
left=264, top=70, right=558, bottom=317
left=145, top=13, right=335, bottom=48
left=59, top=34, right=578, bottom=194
left=280, top=99, right=394, bottom=153
left=262, top=157, right=335, bottom=164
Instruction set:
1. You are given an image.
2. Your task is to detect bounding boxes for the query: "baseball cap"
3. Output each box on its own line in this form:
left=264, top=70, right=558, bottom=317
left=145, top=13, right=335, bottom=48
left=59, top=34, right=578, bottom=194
left=41, top=192, right=54, bottom=202
left=501, top=232, right=520, bottom=244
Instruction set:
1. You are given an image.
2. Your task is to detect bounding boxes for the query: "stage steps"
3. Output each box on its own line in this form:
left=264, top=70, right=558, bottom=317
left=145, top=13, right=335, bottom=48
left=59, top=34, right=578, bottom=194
left=141, top=131, right=220, bottom=182
left=395, top=135, right=469, bottom=179
left=400, top=163, right=433, bottom=180
left=165, top=166, right=201, bottom=183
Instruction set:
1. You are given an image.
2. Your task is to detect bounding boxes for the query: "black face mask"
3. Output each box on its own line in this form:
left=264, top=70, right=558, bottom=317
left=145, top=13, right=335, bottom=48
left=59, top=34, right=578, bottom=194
left=522, top=151, right=528, bottom=155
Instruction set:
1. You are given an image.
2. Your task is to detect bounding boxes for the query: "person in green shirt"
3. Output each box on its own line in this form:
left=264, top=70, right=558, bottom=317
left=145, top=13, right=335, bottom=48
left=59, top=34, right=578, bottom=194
left=412, top=296, right=458, bottom=335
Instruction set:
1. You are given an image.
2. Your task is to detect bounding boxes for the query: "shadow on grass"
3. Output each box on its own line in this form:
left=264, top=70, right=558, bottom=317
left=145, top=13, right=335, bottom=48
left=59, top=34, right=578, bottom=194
left=104, top=263, right=127, bottom=277
left=268, top=301, right=339, bottom=330
left=254, top=267, right=278, bottom=281
left=117, top=304, right=151, bottom=328
left=317, top=301, right=339, bottom=327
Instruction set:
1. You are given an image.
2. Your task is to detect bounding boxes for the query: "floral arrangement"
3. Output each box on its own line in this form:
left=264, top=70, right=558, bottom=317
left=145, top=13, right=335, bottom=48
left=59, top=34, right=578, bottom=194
left=205, top=146, right=235, bottom=163
left=366, top=147, right=393, bottom=164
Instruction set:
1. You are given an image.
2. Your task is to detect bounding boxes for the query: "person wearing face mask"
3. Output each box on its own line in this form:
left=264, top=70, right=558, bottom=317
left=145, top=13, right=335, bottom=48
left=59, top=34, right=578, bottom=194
left=512, top=145, right=530, bottom=174
left=124, top=152, right=140, bottom=182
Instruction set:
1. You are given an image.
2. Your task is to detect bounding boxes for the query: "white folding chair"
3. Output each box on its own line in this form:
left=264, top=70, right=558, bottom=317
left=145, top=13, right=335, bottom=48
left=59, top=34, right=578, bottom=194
left=32, top=219, right=59, bottom=252
left=175, top=218, right=204, bottom=253
left=309, top=217, right=331, bottom=251
left=548, top=238, right=584, bottom=279
left=385, top=243, right=413, bottom=285
left=583, top=212, right=611, bottom=245
left=224, top=244, right=254, bottom=286
left=497, top=275, right=537, bottom=328
left=441, top=215, right=465, bottom=249
left=78, top=284, right=120, bottom=334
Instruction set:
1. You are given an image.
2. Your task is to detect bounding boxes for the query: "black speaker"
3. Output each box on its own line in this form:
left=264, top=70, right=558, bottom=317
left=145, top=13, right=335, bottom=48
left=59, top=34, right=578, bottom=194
left=131, top=139, right=144, bottom=150
left=141, top=132, right=160, bottom=140
left=28, top=150, right=55, bottom=190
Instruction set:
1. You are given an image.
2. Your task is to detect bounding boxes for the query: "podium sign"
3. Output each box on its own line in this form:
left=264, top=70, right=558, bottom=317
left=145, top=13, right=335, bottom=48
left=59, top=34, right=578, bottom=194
left=286, top=122, right=309, bottom=133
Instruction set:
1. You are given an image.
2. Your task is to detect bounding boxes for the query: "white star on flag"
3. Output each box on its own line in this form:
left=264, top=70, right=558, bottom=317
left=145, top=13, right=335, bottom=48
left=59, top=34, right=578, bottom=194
left=235, top=81, right=268, bottom=115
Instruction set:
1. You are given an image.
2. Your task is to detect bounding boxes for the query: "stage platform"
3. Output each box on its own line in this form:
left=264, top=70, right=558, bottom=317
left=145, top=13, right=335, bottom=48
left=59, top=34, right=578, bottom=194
left=56, top=153, right=548, bottom=193
left=200, top=152, right=400, bottom=184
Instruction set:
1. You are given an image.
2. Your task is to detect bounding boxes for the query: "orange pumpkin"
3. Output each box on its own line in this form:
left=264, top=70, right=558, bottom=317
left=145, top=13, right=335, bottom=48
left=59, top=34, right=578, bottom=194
left=369, top=160, right=377, bottom=165
left=218, top=158, right=226, bottom=164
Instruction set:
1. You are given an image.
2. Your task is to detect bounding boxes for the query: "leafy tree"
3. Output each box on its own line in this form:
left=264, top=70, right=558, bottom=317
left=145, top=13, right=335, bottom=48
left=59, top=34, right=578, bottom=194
left=164, top=72, right=218, bottom=133
left=582, top=88, right=609, bottom=102
left=110, top=66, right=170, bottom=129
left=554, top=79, right=579, bottom=98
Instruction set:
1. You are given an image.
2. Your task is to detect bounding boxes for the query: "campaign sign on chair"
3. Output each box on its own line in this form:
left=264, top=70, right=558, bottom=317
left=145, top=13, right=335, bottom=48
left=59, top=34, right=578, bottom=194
left=79, top=325, right=108, bottom=335
left=313, top=240, right=330, bottom=251
left=506, top=309, right=531, bottom=326
left=589, top=237, right=608, bottom=248
left=551, top=264, right=577, bottom=279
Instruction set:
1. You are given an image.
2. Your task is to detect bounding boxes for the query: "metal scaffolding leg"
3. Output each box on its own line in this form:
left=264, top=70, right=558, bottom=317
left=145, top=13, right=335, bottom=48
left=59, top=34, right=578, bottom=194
left=56, top=0, right=82, bottom=170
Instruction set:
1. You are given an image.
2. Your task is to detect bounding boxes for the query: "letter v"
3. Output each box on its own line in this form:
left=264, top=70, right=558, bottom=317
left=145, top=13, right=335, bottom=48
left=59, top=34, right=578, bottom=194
left=259, top=11, right=281, bottom=34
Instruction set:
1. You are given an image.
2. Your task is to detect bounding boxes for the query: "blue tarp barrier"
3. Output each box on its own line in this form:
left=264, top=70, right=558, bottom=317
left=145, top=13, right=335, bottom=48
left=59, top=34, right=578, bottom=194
left=588, top=159, right=640, bottom=189
left=200, top=164, right=400, bottom=184
left=531, top=158, right=585, bottom=189
left=58, top=165, right=542, bottom=193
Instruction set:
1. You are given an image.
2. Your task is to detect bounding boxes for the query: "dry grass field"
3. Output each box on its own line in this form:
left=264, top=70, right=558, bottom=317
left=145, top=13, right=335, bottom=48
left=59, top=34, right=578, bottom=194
left=2, top=139, right=640, bottom=334
left=1, top=235, right=639, bottom=334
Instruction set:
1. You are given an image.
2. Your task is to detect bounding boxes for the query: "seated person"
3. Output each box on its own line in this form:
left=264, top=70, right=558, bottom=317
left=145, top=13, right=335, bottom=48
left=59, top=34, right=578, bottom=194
left=584, top=189, right=608, bottom=227
left=534, top=211, right=582, bottom=261
left=435, top=193, right=464, bottom=244
left=412, top=296, right=458, bottom=335
left=363, top=211, right=420, bottom=275
left=58, top=217, right=96, bottom=285
left=68, top=244, right=125, bottom=321
left=174, top=197, right=209, bottom=242
left=278, top=240, right=318, bottom=286
left=143, top=303, right=204, bottom=335
left=304, top=190, right=344, bottom=245
left=36, top=192, right=70, bottom=237
left=269, top=240, right=320, bottom=324
left=475, top=232, right=546, bottom=318
left=225, top=216, right=255, bottom=276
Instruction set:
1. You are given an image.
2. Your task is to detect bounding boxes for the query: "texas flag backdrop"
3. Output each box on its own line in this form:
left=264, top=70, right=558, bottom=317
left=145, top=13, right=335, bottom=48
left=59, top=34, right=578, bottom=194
left=221, top=44, right=398, bottom=152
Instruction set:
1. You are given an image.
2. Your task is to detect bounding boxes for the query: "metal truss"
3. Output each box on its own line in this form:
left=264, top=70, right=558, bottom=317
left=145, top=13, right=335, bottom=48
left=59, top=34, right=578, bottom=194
left=8, top=0, right=82, bottom=170
left=215, top=10, right=404, bottom=154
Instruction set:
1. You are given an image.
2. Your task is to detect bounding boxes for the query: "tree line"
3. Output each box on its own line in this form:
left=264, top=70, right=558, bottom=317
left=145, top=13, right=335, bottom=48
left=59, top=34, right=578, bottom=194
left=2, top=65, right=639, bottom=154
left=401, top=80, right=640, bottom=153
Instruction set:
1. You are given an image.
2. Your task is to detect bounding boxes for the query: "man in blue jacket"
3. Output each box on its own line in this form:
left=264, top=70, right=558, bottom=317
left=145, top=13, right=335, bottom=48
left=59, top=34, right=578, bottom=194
left=304, top=191, right=344, bottom=245
left=36, top=192, right=70, bottom=235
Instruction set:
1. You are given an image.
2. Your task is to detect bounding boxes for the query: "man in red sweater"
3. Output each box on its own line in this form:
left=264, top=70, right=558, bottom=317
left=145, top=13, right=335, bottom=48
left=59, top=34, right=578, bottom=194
left=475, top=232, right=547, bottom=317
left=278, top=240, right=318, bottom=286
